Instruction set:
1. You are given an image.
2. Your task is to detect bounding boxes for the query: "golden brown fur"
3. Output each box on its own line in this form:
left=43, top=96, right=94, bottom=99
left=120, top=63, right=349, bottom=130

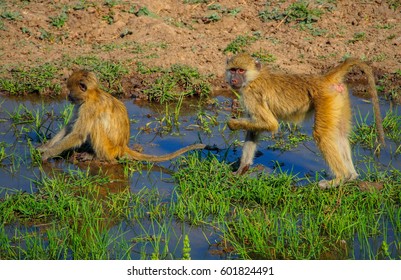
left=226, top=53, right=385, bottom=188
left=38, top=70, right=205, bottom=162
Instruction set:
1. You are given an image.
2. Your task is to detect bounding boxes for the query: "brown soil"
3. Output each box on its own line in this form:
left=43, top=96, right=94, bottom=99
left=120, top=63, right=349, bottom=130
left=1, top=0, right=400, bottom=96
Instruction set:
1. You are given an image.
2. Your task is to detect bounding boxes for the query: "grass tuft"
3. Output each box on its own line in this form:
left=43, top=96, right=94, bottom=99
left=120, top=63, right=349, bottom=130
left=141, top=64, right=211, bottom=103
left=0, top=64, right=62, bottom=95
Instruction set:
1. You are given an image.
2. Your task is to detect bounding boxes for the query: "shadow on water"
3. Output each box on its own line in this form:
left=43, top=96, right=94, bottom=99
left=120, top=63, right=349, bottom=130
left=0, top=89, right=400, bottom=259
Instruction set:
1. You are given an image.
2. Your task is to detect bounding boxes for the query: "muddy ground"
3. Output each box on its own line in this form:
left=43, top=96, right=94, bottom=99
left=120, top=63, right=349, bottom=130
left=0, top=0, right=400, bottom=99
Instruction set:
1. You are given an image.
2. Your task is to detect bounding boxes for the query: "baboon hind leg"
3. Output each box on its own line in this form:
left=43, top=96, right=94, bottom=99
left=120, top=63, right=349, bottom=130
left=314, top=94, right=358, bottom=189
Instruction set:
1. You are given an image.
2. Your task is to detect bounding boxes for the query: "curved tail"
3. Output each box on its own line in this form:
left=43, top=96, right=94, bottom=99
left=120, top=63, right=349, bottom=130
left=325, top=58, right=385, bottom=146
left=124, top=143, right=206, bottom=162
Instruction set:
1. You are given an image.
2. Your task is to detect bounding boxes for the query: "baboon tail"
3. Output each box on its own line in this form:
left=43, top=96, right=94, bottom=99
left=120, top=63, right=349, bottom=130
left=324, top=58, right=363, bottom=82
left=325, top=58, right=385, bottom=146
left=124, top=143, right=206, bottom=162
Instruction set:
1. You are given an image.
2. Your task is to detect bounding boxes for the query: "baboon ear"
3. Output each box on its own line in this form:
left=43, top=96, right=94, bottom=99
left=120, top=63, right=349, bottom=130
left=79, top=81, right=87, bottom=92
left=255, top=60, right=262, bottom=71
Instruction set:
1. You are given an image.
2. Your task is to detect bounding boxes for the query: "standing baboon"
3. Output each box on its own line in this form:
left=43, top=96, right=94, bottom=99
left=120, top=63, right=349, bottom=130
left=225, top=53, right=385, bottom=188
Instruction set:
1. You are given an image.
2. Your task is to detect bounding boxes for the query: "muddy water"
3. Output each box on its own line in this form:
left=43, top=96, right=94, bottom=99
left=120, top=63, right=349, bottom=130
left=0, top=93, right=399, bottom=259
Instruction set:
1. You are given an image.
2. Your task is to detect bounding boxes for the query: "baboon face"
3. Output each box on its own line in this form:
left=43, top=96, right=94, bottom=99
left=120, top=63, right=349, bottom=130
left=67, top=70, right=98, bottom=104
left=226, top=68, right=246, bottom=90
left=226, top=53, right=261, bottom=90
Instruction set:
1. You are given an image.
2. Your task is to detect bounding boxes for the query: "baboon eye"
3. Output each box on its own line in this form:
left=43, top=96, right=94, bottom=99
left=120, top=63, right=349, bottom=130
left=79, top=81, right=87, bottom=92
left=238, top=69, right=245, bottom=74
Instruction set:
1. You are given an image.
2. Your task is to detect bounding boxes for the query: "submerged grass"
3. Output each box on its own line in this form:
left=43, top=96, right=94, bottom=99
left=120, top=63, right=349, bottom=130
left=0, top=164, right=196, bottom=260
left=0, top=169, right=131, bottom=259
left=351, top=110, right=401, bottom=152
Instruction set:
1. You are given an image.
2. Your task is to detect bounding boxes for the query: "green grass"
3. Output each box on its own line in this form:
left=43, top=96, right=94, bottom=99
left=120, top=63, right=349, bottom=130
left=183, top=0, right=209, bottom=4
left=387, top=0, right=401, bottom=10
left=351, top=110, right=401, bottom=151
left=173, top=153, right=401, bottom=259
left=0, top=166, right=196, bottom=260
left=104, top=0, right=121, bottom=8
left=258, top=1, right=329, bottom=36
left=251, top=50, right=277, bottom=63
left=348, top=32, right=366, bottom=44
left=49, top=10, right=68, bottom=28
left=0, top=63, right=62, bottom=95
left=65, top=56, right=130, bottom=94
left=223, top=34, right=260, bottom=54
left=259, top=1, right=324, bottom=25
left=0, top=141, right=10, bottom=163
left=0, top=169, right=132, bottom=259
left=141, top=63, right=211, bottom=103
left=1, top=10, right=22, bottom=21
left=102, top=11, right=114, bottom=24
left=134, top=7, right=155, bottom=17
left=205, top=4, right=241, bottom=20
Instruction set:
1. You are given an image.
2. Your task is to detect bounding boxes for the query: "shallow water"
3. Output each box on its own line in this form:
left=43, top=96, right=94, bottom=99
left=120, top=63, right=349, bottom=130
left=0, top=93, right=400, bottom=259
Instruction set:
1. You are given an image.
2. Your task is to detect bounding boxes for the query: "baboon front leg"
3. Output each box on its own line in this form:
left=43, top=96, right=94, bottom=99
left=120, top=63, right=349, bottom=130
left=37, top=127, right=67, bottom=152
left=40, top=131, right=87, bottom=161
left=228, top=102, right=279, bottom=132
left=235, top=131, right=260, bottom=174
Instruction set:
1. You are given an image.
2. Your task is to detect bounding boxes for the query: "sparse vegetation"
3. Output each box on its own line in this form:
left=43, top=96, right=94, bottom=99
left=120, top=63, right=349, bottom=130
left=183, top=0, right=209, bottom=4
left=259, top=1, right=324, bottom=24
left=1, top=11, right=22, bottom=21
left=262, top=123, right=312, bottom=151
left=252, top=50, right=277, bottom=63
left=38, top=28, right=53, bottom=41
left=224, top=34, right=260, bottom=54
left=204, top=13, right=221, bottom=23
left=258, top=1, right=330, bottom=36
left=73, top=0, right=95, bottom=10
left=348, top=32, right=366, bottom=44
left=49, top=11, right=68, bottom=28
left=102, top=11, right=115, bottom=24
left=387, top=0, right=401, bottom=10
left=135, top=6, right=154, bottom=17
left=207, top=4, right=241, bottom=17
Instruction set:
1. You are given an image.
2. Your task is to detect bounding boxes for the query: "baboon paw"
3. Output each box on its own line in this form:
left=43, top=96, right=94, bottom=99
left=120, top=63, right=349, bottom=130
left=233, top=164, right=250, bottom=175
left=41, top=155, right=49, bottom=162
left=37, top=145, right=46, bottom=153
left=227, top=120, right=240, bottom=131
left=349, top=173, right=359, bottom=181
left=318, top=179, right=339, bottom=189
